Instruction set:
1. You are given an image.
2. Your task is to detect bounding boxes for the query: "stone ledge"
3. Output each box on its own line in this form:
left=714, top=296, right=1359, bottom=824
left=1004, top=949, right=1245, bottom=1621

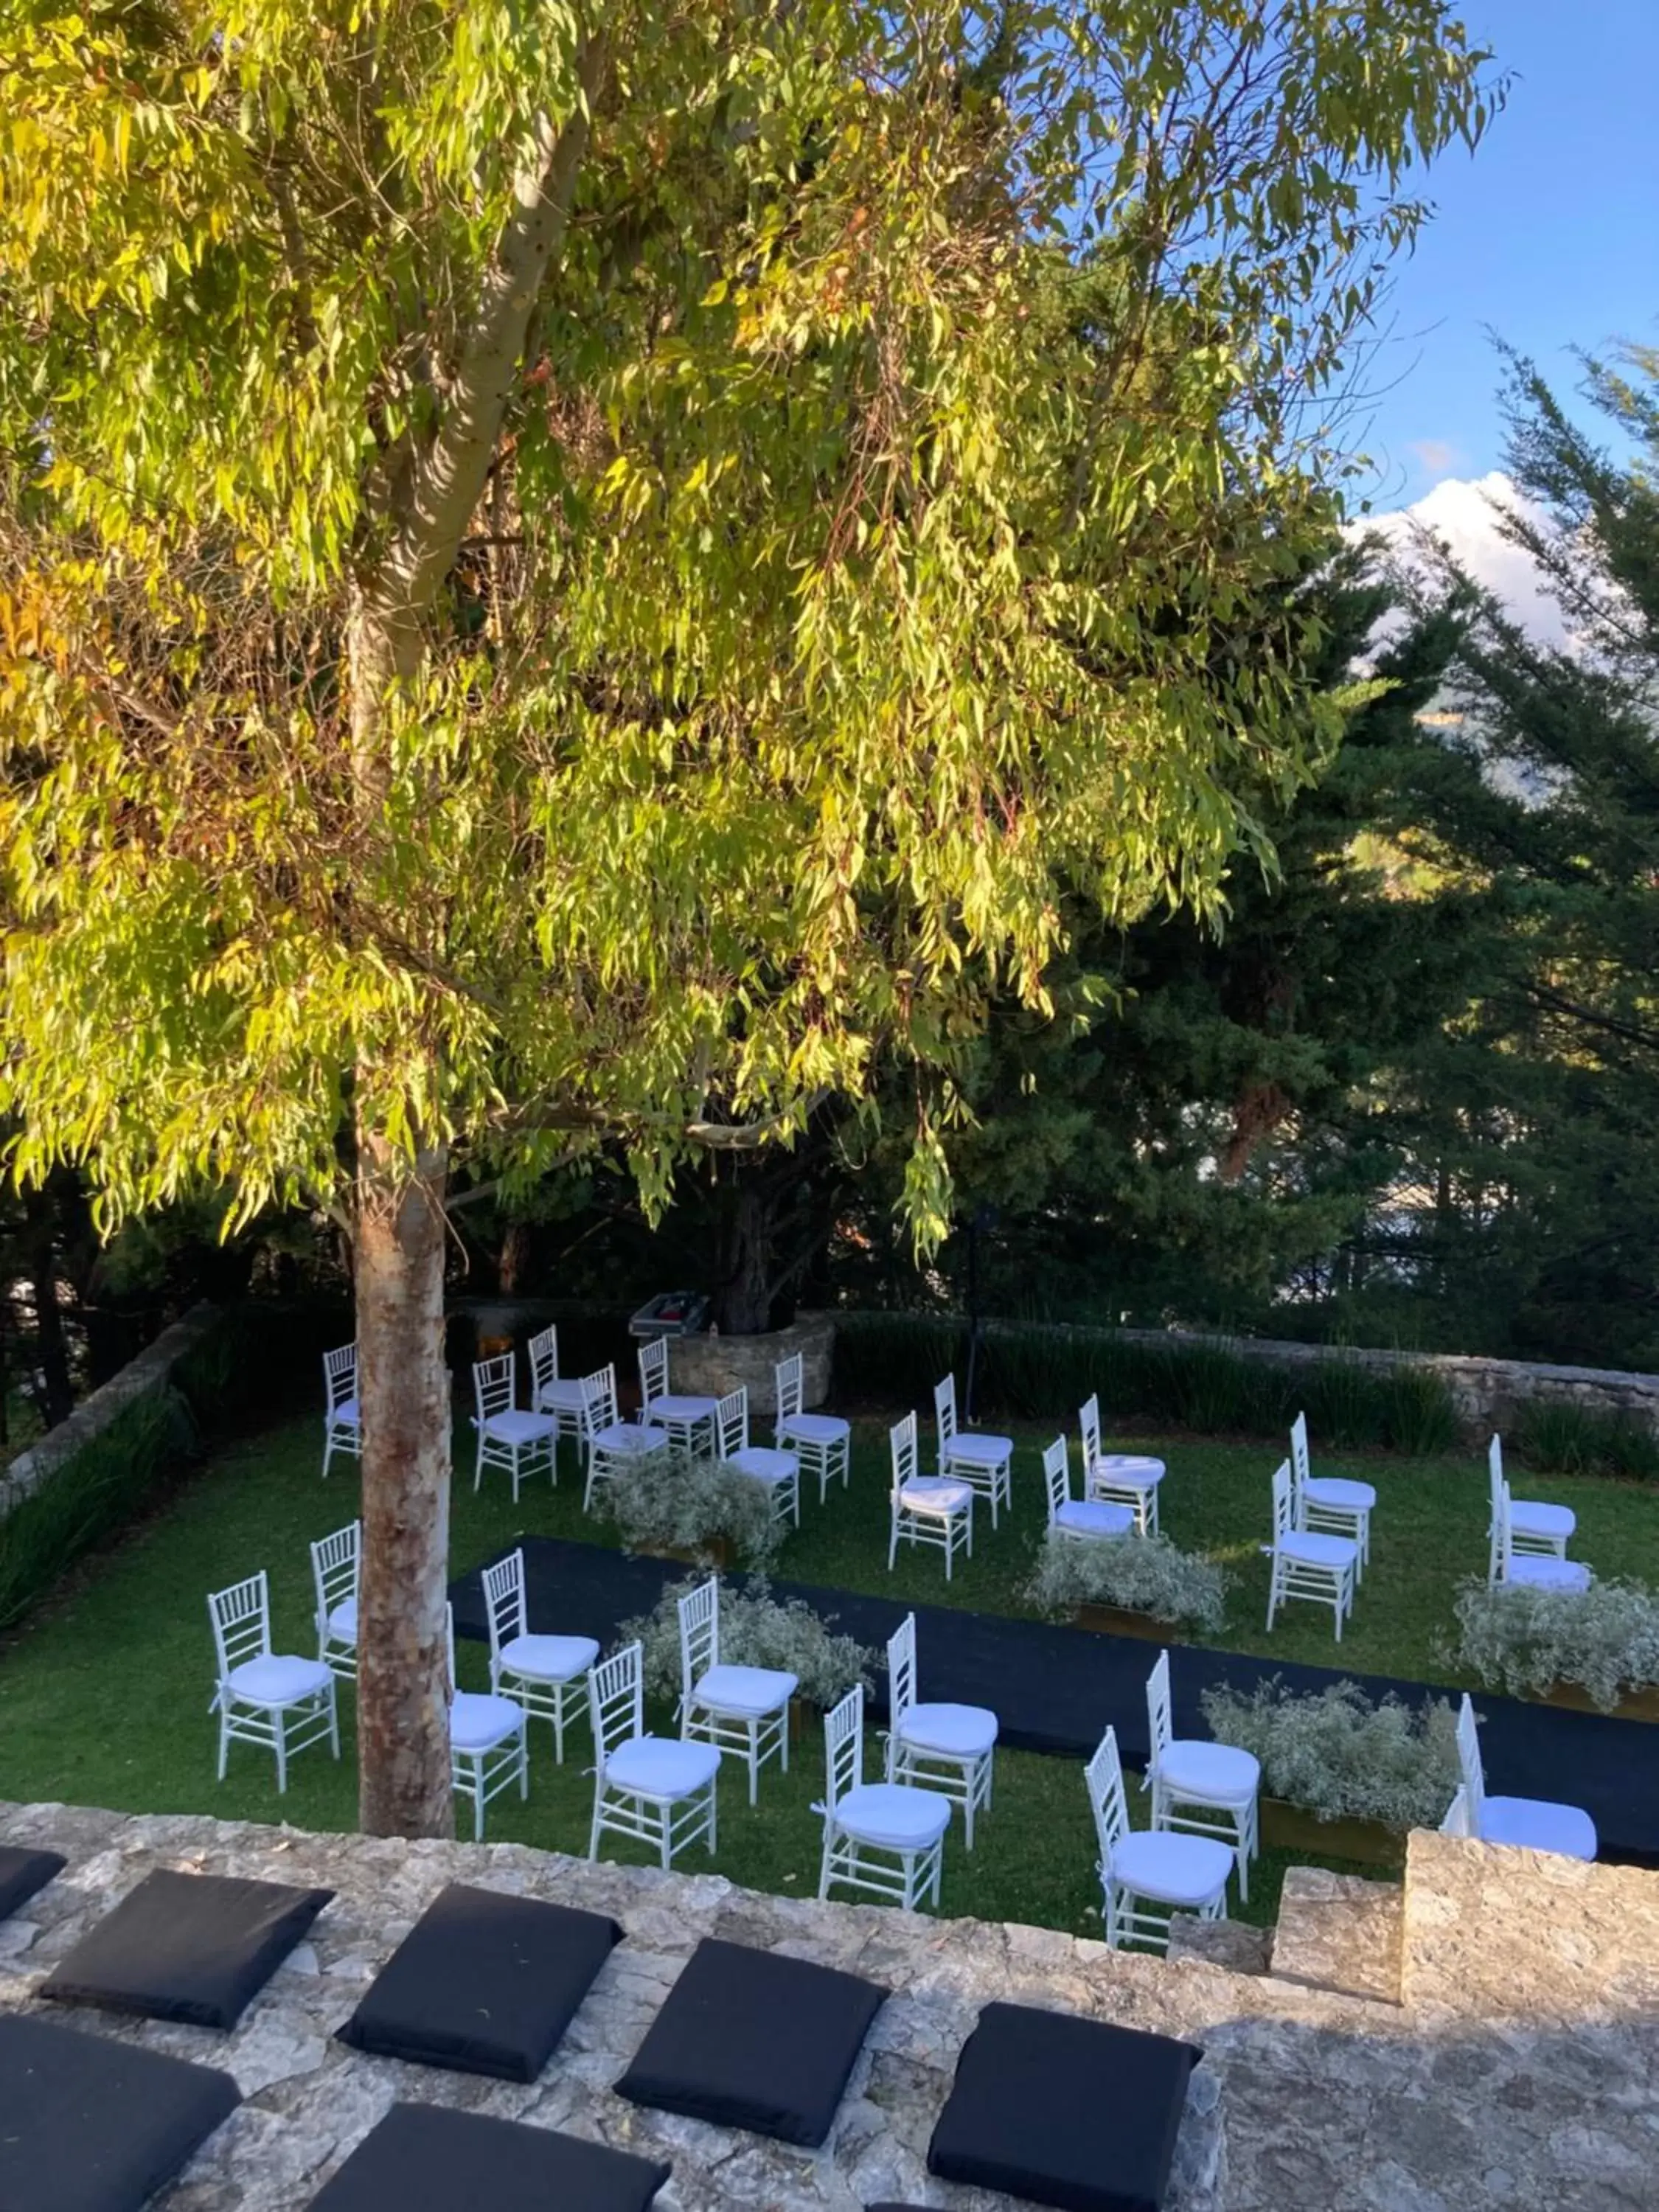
left=1402, top=1827, right=1659, bottom=2023
left=0, top=1301, right=220, bottom=1522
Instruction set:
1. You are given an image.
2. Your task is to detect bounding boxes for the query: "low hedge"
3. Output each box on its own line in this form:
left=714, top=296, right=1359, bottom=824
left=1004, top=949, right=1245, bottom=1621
left=0, top=1298, right=331, bottom=1633
left=831, top=1311, right=1459, bottom=1455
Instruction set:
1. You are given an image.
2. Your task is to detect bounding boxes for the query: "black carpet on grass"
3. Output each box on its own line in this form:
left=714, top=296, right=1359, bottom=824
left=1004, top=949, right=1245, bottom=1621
left=449, top=1535, right=1659, bottom=1866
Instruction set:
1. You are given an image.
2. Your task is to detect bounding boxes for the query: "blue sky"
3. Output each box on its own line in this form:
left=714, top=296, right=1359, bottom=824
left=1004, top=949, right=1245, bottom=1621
left=1349, top=0, right=1659, bottom=515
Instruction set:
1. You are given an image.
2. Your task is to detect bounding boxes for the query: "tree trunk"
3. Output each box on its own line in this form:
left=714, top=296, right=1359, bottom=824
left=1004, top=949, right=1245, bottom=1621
left=354, top=1143, right=455, bottom=1839
left=498, top=1217, right=532, bottom=1297
left=24, top=1185, right=73, bottom=1428
left=714, top=1171, right=774, bottom=1336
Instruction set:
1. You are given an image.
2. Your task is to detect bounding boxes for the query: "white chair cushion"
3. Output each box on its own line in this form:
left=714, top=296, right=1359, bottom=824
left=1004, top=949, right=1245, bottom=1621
left=650, top=1392, right=721, bottom=1422
left=1510, top=1498, right=1576, bottom=1540
left=605, top=1735, right=722, bottom=1798
left=1091, top=1455, right=1166, bottom=1486
left=330, top=1397, right=361, bottom=1427
left=483, top=1408, right=558, bottom=1444
left=535, top=1378, right=588, bottom=1413
left=1481, top=1795, right=1598, bottom=1861
left=1110, top=1828, right=1235, bottom=1907
left=501, top=1632, right=599, bottom=1683
left=1305, top=1476, right=1377, bottom=1511
left=834, top=1781, right=952, bottom=1850
left=731, top=1445, right=799, bottom=1485
left=899, top=1700, right=998, bottom=1758
left=780, top=1413, right=851, bottom=1445
left=1155, top=1739, right=1261, bottom=1804
left=1056, top=1498, right=1136, bottom=1540
left=693, top=1663, right=798, bottom=1716
left=226, top=1654, right=333, bottom=1707
left=898, top=1477, right=973, bottom=1517
left=1505, top=1555, right=1592, bottom=1593
left=326, top=1598, right=358, bottom=1644
left=591, top=1420, right=668, bottom=1455
left=449, top=1691, right=524, bottom=1753
left=945, top=1432, right=1013, bottom=1467
left=1279, top=1529, right=1358, bottom=1569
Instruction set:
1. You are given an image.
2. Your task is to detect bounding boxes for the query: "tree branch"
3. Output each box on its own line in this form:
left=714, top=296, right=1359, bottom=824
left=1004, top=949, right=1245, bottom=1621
left=364, top=35, right=607, bottom=645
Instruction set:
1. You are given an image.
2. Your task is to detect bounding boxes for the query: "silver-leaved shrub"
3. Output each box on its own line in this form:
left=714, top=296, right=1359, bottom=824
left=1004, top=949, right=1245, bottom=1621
left=604, top=1445, right=782, bottom=1568
left=1448, top=1576, right=1659, bottom=1711
left=1024, top=1531, right=1227, bottom=1633
left=616, top=1575, right=877, bottom=1708
left=1200, top=1677, right=1460, bottom=1829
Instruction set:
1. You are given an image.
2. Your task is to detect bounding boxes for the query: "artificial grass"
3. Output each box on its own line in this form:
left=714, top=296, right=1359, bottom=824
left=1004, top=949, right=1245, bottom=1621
left=2, top=1400, right=1652, bottom=1938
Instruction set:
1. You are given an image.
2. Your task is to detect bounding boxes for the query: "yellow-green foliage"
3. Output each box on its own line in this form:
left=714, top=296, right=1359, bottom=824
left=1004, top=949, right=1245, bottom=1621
left=0, top=2, right=1499, bottom=1234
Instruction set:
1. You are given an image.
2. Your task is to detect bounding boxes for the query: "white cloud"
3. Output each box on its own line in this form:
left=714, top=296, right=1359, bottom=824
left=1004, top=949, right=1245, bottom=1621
left=1354, top=472, right=1568, bottom=648
left=1354, top=476, right=1575, bottom=646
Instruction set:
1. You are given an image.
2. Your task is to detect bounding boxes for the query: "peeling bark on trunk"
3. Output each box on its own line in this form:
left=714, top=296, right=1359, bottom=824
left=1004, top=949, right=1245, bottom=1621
left=354, top=1142, right=455, bottom=1840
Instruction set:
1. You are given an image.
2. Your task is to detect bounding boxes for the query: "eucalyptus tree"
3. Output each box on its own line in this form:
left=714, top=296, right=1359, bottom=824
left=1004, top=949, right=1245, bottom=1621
left=0, top=1, right=1497, bottom=1833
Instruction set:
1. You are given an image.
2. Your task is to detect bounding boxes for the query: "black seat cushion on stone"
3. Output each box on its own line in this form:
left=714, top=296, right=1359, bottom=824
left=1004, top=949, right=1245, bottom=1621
left=0, top=1844, right=67, bottom=1921
left=613, top=1935, right=887, bottom=2149
left=307, top=2102, right=671, bottom=2212
left=335, top=1881, right=623, bottom=2082
left=927, top=2001, right=1203, bottom=2212
left=0, top=2014, right=240, bottom=2212
left=40, top=1866, right=333, bottom=2031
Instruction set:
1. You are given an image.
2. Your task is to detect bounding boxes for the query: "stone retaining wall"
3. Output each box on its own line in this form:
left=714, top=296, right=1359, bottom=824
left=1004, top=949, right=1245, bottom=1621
left=0, top=1301, right=220, bottom=1523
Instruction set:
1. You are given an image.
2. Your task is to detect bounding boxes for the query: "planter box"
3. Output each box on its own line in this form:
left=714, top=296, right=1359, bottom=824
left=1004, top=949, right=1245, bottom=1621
left=1259, top=1798, right=1404, bottom=1868
left=633, top=1536, right=734, bottom=1572
left=669, top=1314, right=836, bottom=1411
left=1534, top=1680, right=1659, bottom=1725
left=1074, top=1604, right=1178, bottom=1644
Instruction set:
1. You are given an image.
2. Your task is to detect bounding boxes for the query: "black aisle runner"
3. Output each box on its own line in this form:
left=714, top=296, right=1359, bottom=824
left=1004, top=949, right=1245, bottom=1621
left=449, top=1534, right=1659, bottom=1866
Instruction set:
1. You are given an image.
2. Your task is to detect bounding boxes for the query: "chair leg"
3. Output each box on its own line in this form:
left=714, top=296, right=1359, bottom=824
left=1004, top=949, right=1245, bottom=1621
left=217, top=1708, right=230, bottom=1782
left=1234, top=1806, right=1250, bottom=1903
left=274, top=1712, right=289, bottom=1795
left=747, top=1721, right=759, bottom=1807
left=518, top=1728, right=529, bottom=1800
left=327, top=1678, right=341, bottom=1759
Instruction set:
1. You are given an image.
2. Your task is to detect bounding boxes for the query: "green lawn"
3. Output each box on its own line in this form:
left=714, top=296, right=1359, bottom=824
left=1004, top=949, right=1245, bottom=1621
left=1, top=1402, right=1652, bottom=1937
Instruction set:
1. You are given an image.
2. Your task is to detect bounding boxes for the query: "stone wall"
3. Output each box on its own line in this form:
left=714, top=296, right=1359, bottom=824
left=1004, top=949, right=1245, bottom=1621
left=0, top=1300, right=220, bottom=1523
left=668, top=1312, right=836, bottom=1411
left=4, top=1802, right=1659, bottom=2210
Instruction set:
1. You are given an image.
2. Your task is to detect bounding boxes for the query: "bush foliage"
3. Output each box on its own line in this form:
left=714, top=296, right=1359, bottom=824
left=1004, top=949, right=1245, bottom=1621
left=605, top=1445, right=785, bottom=1569
left=1449, top=1577, right=1659, bottom=1710
left=616, top=1574, right=877, bottom=1708
left=834, top=1313, right=1458, bottom=1454
left=1024, top=1531, right=1228, bottom=1632
left=1200, top=1676, right=1461, bottom=1830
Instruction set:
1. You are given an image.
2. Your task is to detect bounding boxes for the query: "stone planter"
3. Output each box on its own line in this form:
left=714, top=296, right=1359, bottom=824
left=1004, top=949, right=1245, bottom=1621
left=1074, top=1603, right=1178, bottom=1644
left=1259, top=1798, right=1404, bottom=1868
left=1535, top=1680, right=1659, bottom=1725
left=668, top=1313, right=836, bottom=1410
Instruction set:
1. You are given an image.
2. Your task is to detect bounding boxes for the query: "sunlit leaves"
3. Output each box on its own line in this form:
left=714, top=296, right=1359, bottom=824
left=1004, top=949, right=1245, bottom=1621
left=0, top=0, right=1499, bottom=1245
